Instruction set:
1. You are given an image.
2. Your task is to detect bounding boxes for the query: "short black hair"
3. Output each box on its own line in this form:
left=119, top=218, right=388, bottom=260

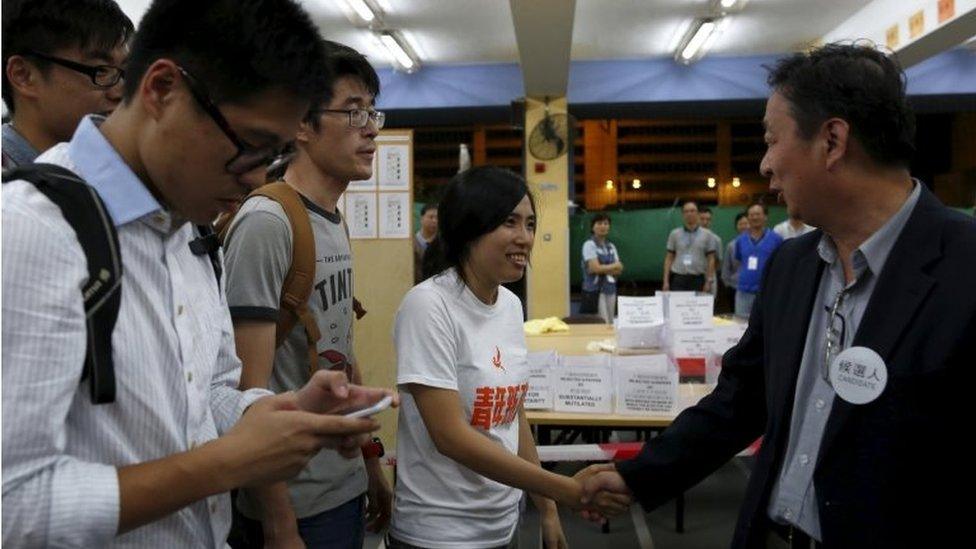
left=303, top=40, right=381, bottom=129
left=124, top=0, right=329, bottom=107
left=420, top=203, right=438, bottom=216
left=734, top=211, right=748, bottom=226
left=699, top=206, right=712, bottom=215
left=590, top=213, right=611, bottom=231
left=767, top=43, right=916, bottom=168
left=682, top=200, right=699, bottom=210
left=438, top=166, right=535, bottom=281
left=747, top=202, right=768, bottom=215
left=2, top=0, right=134, bottom=113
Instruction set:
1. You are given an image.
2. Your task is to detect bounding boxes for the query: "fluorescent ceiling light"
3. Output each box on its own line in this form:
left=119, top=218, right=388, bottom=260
left=678, top=19, right=717, bottom=63
left=344, top=0, right=375, bottom=22
left=380, top=32, right=416, bottom=71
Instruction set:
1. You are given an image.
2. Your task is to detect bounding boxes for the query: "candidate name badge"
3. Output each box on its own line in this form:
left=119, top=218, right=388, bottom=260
left=747, top=256, right=759, bottom=270
left=829, top=346, right=888, bottom=405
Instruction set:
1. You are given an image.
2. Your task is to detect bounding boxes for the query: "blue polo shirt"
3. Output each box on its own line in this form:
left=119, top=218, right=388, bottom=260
left=734, top=229, right=783, bottom=293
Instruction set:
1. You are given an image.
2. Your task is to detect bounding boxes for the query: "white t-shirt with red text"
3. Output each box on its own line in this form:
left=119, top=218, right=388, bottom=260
left=390, top=268, right=529, bottom=548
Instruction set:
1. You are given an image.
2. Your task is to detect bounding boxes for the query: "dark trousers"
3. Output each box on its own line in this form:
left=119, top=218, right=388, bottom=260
left=669, top=272, right=705, bottom=292
left=232, top=495, right=365, bottom=549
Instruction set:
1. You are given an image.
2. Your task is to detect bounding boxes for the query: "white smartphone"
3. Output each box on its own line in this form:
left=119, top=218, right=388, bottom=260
left=343, top=395, right=393, bottom=418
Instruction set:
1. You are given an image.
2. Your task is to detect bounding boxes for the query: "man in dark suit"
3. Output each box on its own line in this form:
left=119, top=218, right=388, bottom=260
left=579, top=43, right=976, bottom=548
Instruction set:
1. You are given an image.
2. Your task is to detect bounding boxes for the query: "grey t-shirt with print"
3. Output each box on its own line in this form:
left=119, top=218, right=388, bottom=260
left=223, top=194, right=366, bottom=520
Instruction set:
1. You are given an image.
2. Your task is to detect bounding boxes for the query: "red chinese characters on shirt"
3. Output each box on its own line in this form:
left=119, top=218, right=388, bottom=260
left=471, top=383, right=529, bottom=430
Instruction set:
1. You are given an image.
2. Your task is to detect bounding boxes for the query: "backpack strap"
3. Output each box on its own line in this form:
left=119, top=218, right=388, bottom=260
left=220, top=182, right=321, bottom=377
left=189, top=224, right=222, bottom=287
left=3, top=163, right=122, bottom=404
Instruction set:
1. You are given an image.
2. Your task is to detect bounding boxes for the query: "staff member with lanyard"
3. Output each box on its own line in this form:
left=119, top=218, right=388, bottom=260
left=580, top=213, right=623, bottom=323
left=663, top=201, right=718, bottom=293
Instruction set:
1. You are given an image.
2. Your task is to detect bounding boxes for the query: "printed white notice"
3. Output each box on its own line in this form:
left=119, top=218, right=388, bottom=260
left=613, top=354, right=678, bottom=415
left=667, top=294, right=714, bottom=329
left=670, top=328, right=718, bottom=358
left=712, top=324, right=747, bottom=354
left=378, top=192, right=410, bottom=239
left=553, top=355, right=612, bottom=414
left=347, top=156, right=377, bottom=191
left=617, top=296, right=665, bottom=326
left=525, top=351, right=557, bottom=409
left=378, top=144, right=410, bottom=190
left=346, top=192, right=377, bottom=239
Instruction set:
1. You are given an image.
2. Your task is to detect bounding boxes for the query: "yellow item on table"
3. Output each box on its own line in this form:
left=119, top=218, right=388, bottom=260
left=523, top=317, right=570, bottom=335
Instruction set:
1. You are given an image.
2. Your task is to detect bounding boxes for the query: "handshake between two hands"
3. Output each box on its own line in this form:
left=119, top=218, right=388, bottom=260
left=569, top=463, right=635, bottom=523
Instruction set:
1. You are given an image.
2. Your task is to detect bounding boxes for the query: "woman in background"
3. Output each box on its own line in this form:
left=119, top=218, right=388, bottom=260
left=579, top=213, right=623, bottom=324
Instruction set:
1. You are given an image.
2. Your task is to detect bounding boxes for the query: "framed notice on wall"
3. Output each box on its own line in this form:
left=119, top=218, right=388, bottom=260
left=348, top=130, right=413, bottom=239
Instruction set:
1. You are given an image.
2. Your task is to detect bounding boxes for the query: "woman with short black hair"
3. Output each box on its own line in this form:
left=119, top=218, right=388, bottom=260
left=579, top=213, right=623, bottom=323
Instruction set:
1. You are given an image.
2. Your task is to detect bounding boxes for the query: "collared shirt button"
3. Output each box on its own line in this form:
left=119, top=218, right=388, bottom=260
left=784, top=509, right=793, bottom=520
left=210, top=501, right=217, bottom=514
left=815, top=399, right=826, bottom=410
left=186, top=371, right=193, bottom=383
left=799, top=454, right=810, bottom=466
left=177, top=305, right=184, bottom=316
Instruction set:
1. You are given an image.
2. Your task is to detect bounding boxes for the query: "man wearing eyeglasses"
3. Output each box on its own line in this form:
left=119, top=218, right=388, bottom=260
left=579, top=44, right=976, bottom=548
left=2, top=0, right=133, bottom=168
left=223, top=41, right=388, bottom=548
left=2, top=1, right=397, bottom=548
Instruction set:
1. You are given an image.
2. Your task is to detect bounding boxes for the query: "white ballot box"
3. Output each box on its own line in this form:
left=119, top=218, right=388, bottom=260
left=705, top=323, right=749, bottom=383
left=553, top=354, right=613, bottom=414
left=616, top=296, right=666, bottom=349
left=525, top=350, right=556, bottom=410
left=613, top=354, right=679, bottom=415
left=666, top=294, right=715, bottom=330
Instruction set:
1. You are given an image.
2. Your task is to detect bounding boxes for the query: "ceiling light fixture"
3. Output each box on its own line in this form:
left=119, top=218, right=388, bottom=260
left=675, top=18, right=720, bottom=65
left=713, top=0, right=748, bottom=13
left=606, top=179, right=614, bottom=190
left=707, top=177, right=716, bottom=189
left=632, top=179, right=641, bottom=189
left=379, top=31, right=420, bottom=73
left=732, top=177, right=741, bottom=188
left=344, top=0, right=376, bottom=23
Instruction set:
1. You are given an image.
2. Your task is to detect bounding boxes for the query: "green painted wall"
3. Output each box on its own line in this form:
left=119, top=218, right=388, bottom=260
left=413, top=202, right=976, bottom=285
left=569, top=206, right=788, bottom=285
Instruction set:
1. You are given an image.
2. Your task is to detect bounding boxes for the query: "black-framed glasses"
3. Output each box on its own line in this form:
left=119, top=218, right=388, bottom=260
left=316, top=108, right=385, bottom=129
left=176, top=66, right=290, bottom=175
left=822, top=289, right=849, bottom=386
left=24, top=50, right=124, bottom=88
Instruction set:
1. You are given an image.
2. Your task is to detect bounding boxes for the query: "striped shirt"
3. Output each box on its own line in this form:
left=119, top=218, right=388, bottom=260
left=2, top=116, right=271, bottom=548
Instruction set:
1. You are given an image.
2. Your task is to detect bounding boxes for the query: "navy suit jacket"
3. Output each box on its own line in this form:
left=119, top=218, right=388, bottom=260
left=617, top=185, right=976, bottom=547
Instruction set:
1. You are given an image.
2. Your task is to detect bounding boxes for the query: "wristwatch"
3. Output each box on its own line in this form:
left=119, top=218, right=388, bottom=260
left=361, top=437, right=385, bottom=459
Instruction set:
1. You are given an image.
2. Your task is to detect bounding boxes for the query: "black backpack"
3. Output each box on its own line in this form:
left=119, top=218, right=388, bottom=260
left=3, top=163, right=221, bottom=404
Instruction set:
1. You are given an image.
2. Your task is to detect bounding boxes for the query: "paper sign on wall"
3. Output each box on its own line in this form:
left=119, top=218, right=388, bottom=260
left=378, top=192, right=410, bottom=239
left=378, top=144, right=410, bottom=190
left=347, top=192, right=377, bottom=239
left=613, top=354, right=679, bottom=415
left=667, top=294, right=714, bottom=329
left=553, top=355, right=612, bottom=414
left=525, top=351, right=557, bottom=409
